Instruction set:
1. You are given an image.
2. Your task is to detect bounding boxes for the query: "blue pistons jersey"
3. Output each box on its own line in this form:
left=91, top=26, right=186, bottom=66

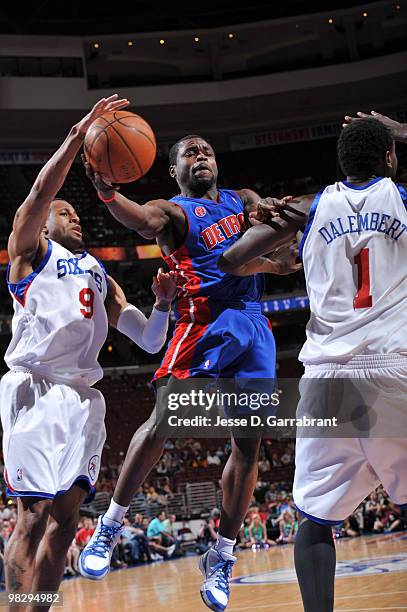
left=162, top=189, right=264, bottom=323
left=155, top=189, right=276, bottom=382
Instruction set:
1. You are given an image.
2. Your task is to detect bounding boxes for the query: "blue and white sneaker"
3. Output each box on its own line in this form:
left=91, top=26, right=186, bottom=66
left=199, top=548, right=236, bottom=612
left=79, top=515, right=124, bottom=580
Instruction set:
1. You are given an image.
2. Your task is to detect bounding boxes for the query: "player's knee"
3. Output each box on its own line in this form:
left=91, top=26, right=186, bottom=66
left=15, top=501, right=52, bottom=544
left=46, top=514, right=78, bottom=548
left=231, top=436, right=262, bottom=464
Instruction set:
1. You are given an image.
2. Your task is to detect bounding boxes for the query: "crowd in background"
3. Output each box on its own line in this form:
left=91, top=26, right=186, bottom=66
left=0, top=437, right=405, bottom=584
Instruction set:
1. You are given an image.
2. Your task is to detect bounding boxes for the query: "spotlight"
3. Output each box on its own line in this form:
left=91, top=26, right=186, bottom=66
left=194, top=36, right=200, bottom=42
left=93, top=42, right=100, bottom=49
left=363, top=11, right=368, bottom=17
left=128, top=41, right=133, bottom=47
left=328, top=18, right=334, bottom=24
left=228, top=33, right=234, bottom=39
left=159, top=39, right=165, bottom=45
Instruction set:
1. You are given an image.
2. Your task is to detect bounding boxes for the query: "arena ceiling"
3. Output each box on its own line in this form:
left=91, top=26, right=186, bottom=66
left=0, top=1, right=381, bottom=35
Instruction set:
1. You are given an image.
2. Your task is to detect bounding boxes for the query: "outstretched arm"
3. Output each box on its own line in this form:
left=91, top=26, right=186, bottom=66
left=83, top=163, right=178, bottom=239
left=219, top=197, right=311, bottom=276
left=106, top=269, right=177, bottom=353
left=8, top=95, right=129, bottom=263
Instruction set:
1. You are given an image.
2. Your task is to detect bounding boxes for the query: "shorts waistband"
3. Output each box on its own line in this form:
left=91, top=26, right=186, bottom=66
left=305, top=354, right=407, bottom=370
left=232, top=302, right=262, bottom=313
left=9, top=366, right=92, bottom=387
left=9, top=366, right=31, bottom=374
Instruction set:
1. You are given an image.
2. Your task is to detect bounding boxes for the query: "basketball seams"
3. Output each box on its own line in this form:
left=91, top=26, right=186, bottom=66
left=109, top=123, right=144, bottom=176
left=85, top=126, right=107, bottom=165
left=104, top=130, right=117, bottom=183
left=85, top=111, right=156, bottom=182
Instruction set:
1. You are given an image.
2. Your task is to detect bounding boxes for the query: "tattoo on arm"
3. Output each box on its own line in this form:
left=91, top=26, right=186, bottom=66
left=6, top=559, right=26, bottom=591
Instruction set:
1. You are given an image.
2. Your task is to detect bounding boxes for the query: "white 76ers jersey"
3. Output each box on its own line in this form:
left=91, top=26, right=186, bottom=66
left=299, top=177, right=407, bottom=364
left=5, top=239, right=108, bottom=385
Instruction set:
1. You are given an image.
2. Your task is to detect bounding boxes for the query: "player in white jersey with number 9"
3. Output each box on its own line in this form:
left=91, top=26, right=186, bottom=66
left=0, top=95, right=177, bottom=608
left=219, top=113, right=407, bottom=612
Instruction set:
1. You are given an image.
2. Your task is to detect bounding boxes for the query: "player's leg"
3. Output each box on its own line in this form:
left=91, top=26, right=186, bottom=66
left=200, top=307, right=275, bottom=611
left=294, top=515, right=336, bottom=612
left=28, top=484, right=87, bottom=610
left=79, top=403, right=166, bottom=579
left=4, top=497, right=52, bottom=596
left=110, top=404, right=166, bottom=509
left=219, top=434, right=262, bottom=540
left=199, top=434, right=262, bottom=612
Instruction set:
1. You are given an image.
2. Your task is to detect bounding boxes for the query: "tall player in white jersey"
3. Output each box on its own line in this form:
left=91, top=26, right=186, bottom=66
left=1, top=95, right=177, bottom=609
left=219, top=113, right=407, bottom=612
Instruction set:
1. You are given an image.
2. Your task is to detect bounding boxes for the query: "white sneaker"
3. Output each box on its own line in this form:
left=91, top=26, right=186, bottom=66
left=199, top=548, right=236, bottom=612
left=166, top=544, right=176, bottom=558
left=79, top=515, right=124, bottom=580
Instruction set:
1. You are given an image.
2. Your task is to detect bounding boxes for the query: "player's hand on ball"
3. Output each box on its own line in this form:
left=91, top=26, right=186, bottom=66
left=152, top=269, right=178, bottom=310
left=343, top=111, right=405, bottom=140
left=267, top=241, right=303, bottom=275
left=249, top=196, right=293, bottom=225
left=81, top=154, right=119, bottom=199
left=76, top=94, right=130, bottom=136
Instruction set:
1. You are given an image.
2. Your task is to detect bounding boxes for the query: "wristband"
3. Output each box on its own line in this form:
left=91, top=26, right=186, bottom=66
left=98, top=192, right=116, bottom=204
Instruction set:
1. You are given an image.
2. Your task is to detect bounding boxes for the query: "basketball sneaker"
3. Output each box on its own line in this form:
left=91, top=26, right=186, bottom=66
left=199, top=548, right=236, bottom=612
left=79, top=514, right=124, bottom=580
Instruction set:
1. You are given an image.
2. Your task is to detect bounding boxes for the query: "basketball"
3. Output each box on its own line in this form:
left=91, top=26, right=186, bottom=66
left=84, top=110, right=156, bottom=184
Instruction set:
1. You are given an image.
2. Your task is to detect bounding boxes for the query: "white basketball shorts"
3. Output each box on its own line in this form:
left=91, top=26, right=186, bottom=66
left=293, top=354, right=407, bottom=523
left=0, top=369, right=106, bottom=503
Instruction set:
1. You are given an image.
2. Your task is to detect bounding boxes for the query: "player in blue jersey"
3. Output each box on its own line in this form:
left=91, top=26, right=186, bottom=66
left=80, top=135, right=300, bottom=610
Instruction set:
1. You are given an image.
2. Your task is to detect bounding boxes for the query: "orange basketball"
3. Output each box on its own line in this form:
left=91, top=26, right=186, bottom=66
left=84, top=110, right=156, bottom=184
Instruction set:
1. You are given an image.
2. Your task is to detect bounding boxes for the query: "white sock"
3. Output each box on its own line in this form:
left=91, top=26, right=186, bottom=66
left=104, top=499, right=128, bottom=525
left=214, top=534, right=236, bottom=556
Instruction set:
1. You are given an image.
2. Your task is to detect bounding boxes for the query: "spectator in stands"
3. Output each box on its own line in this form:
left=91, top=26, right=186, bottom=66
left=280, top=447, right=293, bottom=465
left=215, top=446, right=225, bottom=461
left=75, top=517, right=95, bottom=550
left=156, top=460, right=169, bottom=477
left=162, top=514, right=177, bottom=537
left=333, top=518, right=360, bottom=539
left=239, top=516, right=253, bottom=549
left=249, top=514, right=275, bottom=548
left=258, top=457, right=271, bottom=473
left=376, top=500, right=402, bottom=533
left=206, top=450, right=221, bottom=466
left=119, top=517, right=151, bottom=564
left=277, top=510, right=296, bottom=544
left=146, top=511, right=176, bottom=559
left=271, top=451, right=282, bottom=467
left=146, top=485, right=159, bottom=505
left=64, top=538, right=80, bottom=576
left=248, top=505, right=267, bottom=523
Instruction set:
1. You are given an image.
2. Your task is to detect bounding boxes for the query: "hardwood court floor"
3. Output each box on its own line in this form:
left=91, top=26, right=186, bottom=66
left=62, top=533, right=407, bottom=611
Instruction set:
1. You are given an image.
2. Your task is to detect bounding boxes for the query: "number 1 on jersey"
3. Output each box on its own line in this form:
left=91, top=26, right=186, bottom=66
left=79, top=288, right=95, bottom=319
left=354, top=248, right=372, bottom=309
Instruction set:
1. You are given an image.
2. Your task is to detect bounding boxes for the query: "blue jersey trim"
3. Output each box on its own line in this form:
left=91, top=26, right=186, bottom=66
left=91, top=254, right=109, bottom=290
left=171, top=188, right=242, bottom=208
left=396, top=183, right=407, bottom=210
left=7, top=239, right=53, bottom=306
left=6, top=475, right=95, bottom=504
left=298, top=188, right=325, bottom=260
left=341, top=176, right=384, bottom=190
left=294, top=504, right=343, bottom=526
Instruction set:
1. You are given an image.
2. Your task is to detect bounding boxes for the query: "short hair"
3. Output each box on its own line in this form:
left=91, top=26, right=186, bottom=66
left=168, top=134, right=209, bottom=165
left=337, top=118, right=393, bottom=177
